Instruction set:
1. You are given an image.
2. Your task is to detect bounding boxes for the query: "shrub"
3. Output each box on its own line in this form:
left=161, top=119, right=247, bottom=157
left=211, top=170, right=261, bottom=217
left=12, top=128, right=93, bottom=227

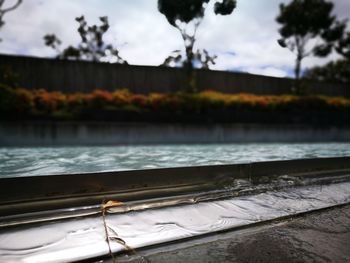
left=112, top=89, right=131, bottom=105
left=86, top=89, right=114, bottom=108
left=33, top=89, right=66, bottom=113
left=0, top=85, right=34, bottom=118
left=1, top=87, right=350, bottom=123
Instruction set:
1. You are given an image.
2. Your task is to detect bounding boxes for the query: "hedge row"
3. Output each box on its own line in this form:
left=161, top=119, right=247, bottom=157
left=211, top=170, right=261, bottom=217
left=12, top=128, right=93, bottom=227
left=1, top=84, right=350, bottom=124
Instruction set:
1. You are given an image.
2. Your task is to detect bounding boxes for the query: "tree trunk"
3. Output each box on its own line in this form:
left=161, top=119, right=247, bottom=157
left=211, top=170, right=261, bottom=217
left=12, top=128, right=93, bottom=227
left=294, top=55, right=302, bottom=95
left=184, top=41, right=196, bottom=93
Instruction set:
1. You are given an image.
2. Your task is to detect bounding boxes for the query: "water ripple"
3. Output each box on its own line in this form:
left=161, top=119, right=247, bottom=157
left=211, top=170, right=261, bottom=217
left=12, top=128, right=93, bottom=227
left=0, top=143, right=350, bottom=177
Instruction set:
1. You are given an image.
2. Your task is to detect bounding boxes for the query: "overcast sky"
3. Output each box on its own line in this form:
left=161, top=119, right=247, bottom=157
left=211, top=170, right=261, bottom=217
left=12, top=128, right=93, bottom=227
left=0, top=0, right=349, bottom=77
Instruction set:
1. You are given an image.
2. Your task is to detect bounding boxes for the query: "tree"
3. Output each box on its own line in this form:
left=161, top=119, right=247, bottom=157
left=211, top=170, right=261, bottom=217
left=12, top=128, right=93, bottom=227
left=44, top=16, right=127, bottom=64
left=276, top=0, right=345, bottom=94
left=304, top=30, right=350, bottom=84
left=304, top=59, right=350, bottom=84
left=335, top=31, right=350, bottom=60
left=158, top=0, right=236, bottom=92
left=0, top=0, right=23, bottom=41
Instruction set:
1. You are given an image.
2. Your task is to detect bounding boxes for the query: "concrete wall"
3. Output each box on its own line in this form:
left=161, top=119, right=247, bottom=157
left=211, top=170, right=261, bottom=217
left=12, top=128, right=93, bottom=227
left=1, top=122, right=350, bottom=146
left=1, top=54, right=349, bottom=97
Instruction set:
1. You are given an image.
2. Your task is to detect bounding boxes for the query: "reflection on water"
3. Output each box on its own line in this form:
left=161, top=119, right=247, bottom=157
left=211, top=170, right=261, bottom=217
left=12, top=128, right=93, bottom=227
left=0, top=143, right=350, bottom=177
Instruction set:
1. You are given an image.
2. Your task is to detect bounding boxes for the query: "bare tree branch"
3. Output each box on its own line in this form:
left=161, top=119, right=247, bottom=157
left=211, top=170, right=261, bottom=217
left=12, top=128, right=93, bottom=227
left=0, top=0, right=22, bottom=14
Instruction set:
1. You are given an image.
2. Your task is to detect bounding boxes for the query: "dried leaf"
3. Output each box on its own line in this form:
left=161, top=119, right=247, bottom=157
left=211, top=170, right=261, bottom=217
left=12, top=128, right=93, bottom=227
left=102, top=200, right=124, bottom=210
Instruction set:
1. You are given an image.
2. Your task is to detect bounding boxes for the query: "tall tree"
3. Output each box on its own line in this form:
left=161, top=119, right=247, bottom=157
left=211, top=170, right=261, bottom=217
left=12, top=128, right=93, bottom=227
left=304, top=30, right=350, bottom=84
left=276, top=0, right=345, bottom=94
left=44, top=16, right=127, bottom=64
left=0, top=0, right=23, bottom=41
left=158, top=0, right=236, bottom=92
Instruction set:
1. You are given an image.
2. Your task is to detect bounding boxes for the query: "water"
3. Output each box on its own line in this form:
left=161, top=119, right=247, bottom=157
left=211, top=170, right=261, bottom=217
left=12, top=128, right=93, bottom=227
left=0, top=143, right=350, bottom=177
left=1, top=143, right=350, bottom=177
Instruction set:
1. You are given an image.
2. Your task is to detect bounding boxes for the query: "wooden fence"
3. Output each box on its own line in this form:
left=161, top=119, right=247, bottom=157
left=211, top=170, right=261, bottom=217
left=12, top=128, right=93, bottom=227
left=1, top=54, right=349, bottom=97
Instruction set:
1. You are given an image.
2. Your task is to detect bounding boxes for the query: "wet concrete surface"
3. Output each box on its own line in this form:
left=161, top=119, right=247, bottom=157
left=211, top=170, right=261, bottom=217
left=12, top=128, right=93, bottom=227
left=115, top=205, right=350, bottom=263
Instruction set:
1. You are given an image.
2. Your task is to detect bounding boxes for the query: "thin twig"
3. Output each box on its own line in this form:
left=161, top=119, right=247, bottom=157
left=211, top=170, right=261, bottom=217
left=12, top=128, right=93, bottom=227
left=101, top=200, right=150, bottom=263
left=1, top=0, right=22, bottom=14
left=102, top=202, right=117, bottom=263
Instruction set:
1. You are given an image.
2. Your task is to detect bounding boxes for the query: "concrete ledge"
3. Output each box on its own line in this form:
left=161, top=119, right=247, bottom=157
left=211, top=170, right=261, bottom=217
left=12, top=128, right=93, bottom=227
left=1, top=122, right=350, bottom=146
left=1, top=156, right=350, bottom=216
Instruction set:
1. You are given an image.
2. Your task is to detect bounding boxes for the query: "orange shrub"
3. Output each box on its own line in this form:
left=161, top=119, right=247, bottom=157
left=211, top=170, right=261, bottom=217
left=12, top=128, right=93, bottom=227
left=2, top=87, right=350, bottom=121
left=85, top=89, right=114, bottom=108
left=66, top=92, right=86, bottom=107
left=33, top=89, right=66, bottom=112
left=112, top=89, right=131, bottom=105
left=130, top=94, right=148, bottom=108
left=148, top=93, right=167, bottom=109
left=327, top=97, right=350, bottom=108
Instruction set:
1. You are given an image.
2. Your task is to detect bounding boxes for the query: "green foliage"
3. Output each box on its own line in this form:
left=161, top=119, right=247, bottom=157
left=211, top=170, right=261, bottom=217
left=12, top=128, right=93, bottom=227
left=158, top=0, right=210, bottom=26
left=304, top=25, right=350, bottom=84
left=44, top=16, right=127, bottom=63
left=277, top=0, right=335, bottom=38
left=304, top=59, right=350, bottom=84
left=158, top=0, right=236, bottom=25
left=43, top=34, right=62, bottom=53
left=336, top=32, right=350, bottom=59
left=0, top=84, right=34, bottom=117
left=214, top=0, right=236, bottom=15
left=0, top=65, right=19, bottom=87
left=276, top=0, right=345, bottom=93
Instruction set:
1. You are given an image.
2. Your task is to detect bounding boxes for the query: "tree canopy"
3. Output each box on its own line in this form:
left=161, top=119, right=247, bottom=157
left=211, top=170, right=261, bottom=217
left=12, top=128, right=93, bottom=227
left=158, top=0, right=236, bottom=66
left=335, top=31, right=350, bottom=60
left=304, top=59, right=350, bottom=84
left=158, top=0, right=236, bottom=26
left=305, top=29, right=350, bottom=84
left=276, top=0, right=345, bottom=93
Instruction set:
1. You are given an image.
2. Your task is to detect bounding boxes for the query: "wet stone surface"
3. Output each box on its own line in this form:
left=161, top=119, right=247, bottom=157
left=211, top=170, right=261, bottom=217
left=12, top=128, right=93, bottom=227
left=2, top=181, right=349, bottom=263
left=117, top=205, right=350, bottom=263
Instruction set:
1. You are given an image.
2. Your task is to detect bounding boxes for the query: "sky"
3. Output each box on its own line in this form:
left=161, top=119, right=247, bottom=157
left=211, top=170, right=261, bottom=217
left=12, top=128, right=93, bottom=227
left=0, top=0, right=349, bottom=78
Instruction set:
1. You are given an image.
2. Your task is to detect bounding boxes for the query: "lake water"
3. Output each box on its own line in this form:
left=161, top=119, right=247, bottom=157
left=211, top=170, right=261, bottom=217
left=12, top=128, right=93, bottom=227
left=1, top=143, right=350, bottom=178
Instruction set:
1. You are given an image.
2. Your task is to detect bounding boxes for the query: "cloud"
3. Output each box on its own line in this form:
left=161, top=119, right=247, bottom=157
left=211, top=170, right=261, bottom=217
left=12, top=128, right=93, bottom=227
left=245, top=66, right=288, bottom=78
left=0, top=0, right=349, bottom=78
